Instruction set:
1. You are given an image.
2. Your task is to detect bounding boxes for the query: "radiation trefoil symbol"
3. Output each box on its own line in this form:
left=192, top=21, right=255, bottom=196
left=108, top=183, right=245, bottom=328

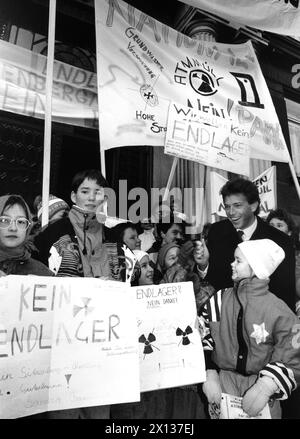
left=139, top=331, right=160, bottom=360
left=176, top=325, right=193, bottom=346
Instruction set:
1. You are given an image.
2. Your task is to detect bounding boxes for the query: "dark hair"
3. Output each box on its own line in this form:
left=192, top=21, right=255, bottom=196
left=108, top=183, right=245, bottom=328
left=156, top=213, right=185, bottom=240
left=2, top=195, right=31, bottom=220
left=221, top=177, right=260, bottom=215
left=71, top=169, right=109, bottom=193
left=112, top=222, right=139, bottom=243
left=266, top=208, right=299, bottom=248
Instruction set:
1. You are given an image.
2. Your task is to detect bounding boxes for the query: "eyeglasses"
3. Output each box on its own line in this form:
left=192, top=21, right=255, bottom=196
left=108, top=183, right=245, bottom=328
left=0, top=216, right=31, bottom=231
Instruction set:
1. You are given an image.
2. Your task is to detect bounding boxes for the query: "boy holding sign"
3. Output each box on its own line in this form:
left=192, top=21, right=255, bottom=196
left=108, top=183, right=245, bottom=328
left=202, top=239, right=300, bottom=418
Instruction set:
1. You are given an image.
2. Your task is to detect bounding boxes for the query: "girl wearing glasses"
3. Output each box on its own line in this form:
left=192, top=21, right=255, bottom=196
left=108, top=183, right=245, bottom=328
left=0, top=194, right=53, bottom=277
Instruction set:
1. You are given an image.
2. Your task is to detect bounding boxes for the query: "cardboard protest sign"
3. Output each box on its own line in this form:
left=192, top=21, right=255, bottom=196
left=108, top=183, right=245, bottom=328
left=220, top=393, right=271, bottom=419
left=132, top=281, right=206, bottom=392
left=0, top=40, right=98, bottom=129
left=0, top=276, right=139, bottom=419
left=165, top=102, right=250, bottom=175
left=95, top=0, right=290, bottom=166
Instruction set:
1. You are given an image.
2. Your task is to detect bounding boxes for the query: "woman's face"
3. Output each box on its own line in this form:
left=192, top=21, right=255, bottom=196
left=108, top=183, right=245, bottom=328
left=0, top=204, right=28, bottom=249
left=123, top=227, right=141, bottom=250
left=164, top=247, right=179, bottom=270
left=138, top=255, right=154, bottom=286
left=269, top=218, right=290, bottom=235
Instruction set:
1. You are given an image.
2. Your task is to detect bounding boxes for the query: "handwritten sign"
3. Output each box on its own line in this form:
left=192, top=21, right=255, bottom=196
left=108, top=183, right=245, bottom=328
left=0, top=276, right=139, bottom=419
left=165, top=102, right=250, bottom=175
left=132, top=281, right=206, bottom=392
left=220, top=393, right=271, bottom=419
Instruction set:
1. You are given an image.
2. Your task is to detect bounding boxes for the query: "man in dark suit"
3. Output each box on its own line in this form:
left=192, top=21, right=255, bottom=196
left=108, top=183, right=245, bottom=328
left=204, top=177, right=296, bottom=311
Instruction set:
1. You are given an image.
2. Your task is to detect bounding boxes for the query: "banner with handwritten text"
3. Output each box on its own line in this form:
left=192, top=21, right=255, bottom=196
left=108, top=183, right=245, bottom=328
left=0, top=40, right=98, bottom=129
left=95, top=0, right=289, bottom=164
left=181, top=0, right=300, bottom=38
left=0, top=276, right=139, bottom=419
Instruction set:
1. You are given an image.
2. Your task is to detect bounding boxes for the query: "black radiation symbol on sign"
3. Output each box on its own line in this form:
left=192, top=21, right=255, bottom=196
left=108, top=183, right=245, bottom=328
left=139, top=332, right=160, bottom=359
left=189, top=69, right=218, bottom=96
left=176, top=326, right=193, bottom=346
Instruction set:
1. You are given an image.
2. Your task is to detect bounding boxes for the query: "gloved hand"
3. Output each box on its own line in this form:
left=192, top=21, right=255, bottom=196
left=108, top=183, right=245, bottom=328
left=242, top=376, right=279, bottom=417
left=202, top=369, right=222, bottom=405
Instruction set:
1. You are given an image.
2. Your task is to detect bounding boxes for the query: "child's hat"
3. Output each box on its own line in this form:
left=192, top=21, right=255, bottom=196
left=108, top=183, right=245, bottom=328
left=37, top=195, right=69, bottom=222
left=133, top=250, right=149, bottom=263
left=238, top=239, right=285, bottom=279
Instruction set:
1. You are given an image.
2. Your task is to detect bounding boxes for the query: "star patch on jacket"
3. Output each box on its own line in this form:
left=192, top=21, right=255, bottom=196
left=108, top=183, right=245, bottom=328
left=250, top=322, right=269, bottom=344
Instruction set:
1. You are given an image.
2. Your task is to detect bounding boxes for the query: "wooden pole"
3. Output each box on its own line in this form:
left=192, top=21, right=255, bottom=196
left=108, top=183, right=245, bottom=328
left=162, top=157, right=178, bottom=202
left=41, top=0, right=56, bottom=227
left=288, top=157, right=300, bottom=203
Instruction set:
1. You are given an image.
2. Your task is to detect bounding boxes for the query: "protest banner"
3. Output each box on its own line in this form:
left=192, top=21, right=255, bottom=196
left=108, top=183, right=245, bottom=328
left=165, top=102, right=250, bottom=175
left=0, top=40, right=98, bottom=129
left=210, top=166, right=277, bottom=218
left=95, top=0, right=290, bottom=166
left=0, top=276, right=139, bottom=419
left=132, top=281, right=206, bottom=392
left=180, top=0, right=300, bottom=38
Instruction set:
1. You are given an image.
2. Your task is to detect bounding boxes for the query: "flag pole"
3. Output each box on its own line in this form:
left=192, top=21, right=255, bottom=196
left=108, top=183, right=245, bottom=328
left=162, top=157, right=178, bottom=202
left=41, top=0, right=56, bottom=227
left=288, top=157, right=300, bottom=202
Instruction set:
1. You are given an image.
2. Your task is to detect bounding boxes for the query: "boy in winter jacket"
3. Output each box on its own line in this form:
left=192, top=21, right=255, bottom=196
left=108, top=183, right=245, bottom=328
left=202, top=239, right=300, bottom=418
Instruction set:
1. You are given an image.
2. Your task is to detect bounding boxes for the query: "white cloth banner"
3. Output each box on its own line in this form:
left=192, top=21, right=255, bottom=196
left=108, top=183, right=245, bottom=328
left=0, top=276, right=139, bottom=419
left=132, top=281, right=206, bottom=392
left=95, top=0, right=289, bottom=164
left=210, top=166, right=277, bottom=218
left=180, top=0, right=300, bottom=37
left=0, top=40, right=98, bottom=129
left=165, top=102, right=250, bottom=175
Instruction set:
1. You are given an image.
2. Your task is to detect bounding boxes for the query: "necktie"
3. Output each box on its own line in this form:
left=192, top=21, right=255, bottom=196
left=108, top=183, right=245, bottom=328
left=237, top=230, right=245, bottom=242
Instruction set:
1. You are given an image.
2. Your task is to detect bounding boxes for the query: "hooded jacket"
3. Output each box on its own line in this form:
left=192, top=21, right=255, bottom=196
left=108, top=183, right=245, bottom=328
left=205, top=276, right=300, bottom=400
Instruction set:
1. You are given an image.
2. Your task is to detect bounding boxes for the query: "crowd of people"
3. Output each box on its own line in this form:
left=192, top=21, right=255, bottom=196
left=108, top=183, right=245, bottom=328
left=1, top=169, right=300, bottom=419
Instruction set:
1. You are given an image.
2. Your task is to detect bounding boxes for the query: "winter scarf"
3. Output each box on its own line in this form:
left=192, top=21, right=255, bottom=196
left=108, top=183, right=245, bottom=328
left=68, top=205, right=111, bottom=278
left=0, top=195, right=33, bottom=274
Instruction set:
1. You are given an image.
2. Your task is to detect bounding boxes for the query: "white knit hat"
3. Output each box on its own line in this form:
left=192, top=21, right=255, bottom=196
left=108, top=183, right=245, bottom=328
left=133, top=250, right=149, bottom=263
left=238, top=239, right=285, bottom=279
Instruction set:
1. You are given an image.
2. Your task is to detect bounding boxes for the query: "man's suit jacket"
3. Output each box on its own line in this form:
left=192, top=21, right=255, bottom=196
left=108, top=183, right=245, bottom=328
left=206, top=216, right=296, bottom=311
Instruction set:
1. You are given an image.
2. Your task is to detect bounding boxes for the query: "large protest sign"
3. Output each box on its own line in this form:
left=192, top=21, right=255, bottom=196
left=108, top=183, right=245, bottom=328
left=210, top=166, right=277, bottom=218
left=180, top=0, right=300, bottom=38
left=132, top=281, right=206, bottom=392
left=0, top=276, right=139, bottom=419
left=165, top=102, right=250, bottom=175
left=95, top=0, right=289, bottom=165
left=0, top=40, right=98, bottom=129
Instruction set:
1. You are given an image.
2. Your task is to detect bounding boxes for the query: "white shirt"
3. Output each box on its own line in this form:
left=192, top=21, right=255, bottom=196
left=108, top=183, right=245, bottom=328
left=238, top=217, right=257, bottom=241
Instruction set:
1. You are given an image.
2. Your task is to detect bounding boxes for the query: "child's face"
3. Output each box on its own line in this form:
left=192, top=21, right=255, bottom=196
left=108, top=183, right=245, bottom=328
left=231, top=247, right=253, bottom=282
left=269, top=218, right=290, bottom=235
left=139, top=255, right=154, bottom=286
left=164, top=247, right=179, bottom=270
left=71, top=178, right=105, bottom=213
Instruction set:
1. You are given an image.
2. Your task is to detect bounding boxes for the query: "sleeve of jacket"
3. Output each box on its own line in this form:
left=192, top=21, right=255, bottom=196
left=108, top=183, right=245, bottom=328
left=197, top=307, right=217, bottom=371
left=259, top=306, right=300, bottom=400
